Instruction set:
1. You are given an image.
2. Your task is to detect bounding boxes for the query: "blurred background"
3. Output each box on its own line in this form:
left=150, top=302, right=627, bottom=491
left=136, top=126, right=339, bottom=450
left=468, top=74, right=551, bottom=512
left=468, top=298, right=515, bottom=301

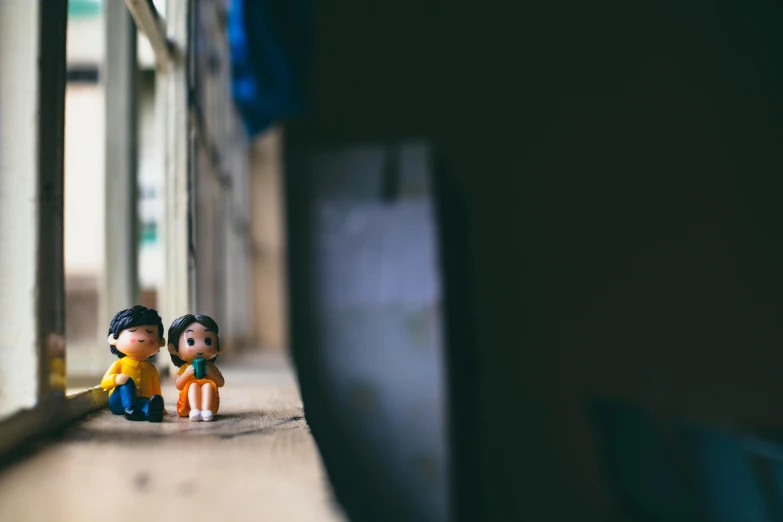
left=62, top=0, right=286, bottom=384
left=3, top=1, right=783, bottom=521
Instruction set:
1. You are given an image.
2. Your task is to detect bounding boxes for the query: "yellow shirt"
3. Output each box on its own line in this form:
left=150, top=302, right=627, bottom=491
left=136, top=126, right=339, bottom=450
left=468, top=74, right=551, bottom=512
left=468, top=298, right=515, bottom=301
left=100, top=357, right=162, bottom=399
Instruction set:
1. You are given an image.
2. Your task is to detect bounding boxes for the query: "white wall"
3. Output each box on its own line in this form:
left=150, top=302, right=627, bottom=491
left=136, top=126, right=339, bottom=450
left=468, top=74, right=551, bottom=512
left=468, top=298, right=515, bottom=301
left=64, top=83, right=105, bottom=279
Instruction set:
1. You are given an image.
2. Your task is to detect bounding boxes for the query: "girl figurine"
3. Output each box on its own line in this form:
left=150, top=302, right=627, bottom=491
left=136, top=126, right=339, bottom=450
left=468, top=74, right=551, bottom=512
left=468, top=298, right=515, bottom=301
left=167, top=314, right=225, bottom=421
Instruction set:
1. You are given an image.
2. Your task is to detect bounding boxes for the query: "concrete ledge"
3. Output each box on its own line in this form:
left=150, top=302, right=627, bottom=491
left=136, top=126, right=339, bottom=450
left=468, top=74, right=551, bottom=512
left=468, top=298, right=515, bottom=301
left=0, top=387, right=108, bottom=458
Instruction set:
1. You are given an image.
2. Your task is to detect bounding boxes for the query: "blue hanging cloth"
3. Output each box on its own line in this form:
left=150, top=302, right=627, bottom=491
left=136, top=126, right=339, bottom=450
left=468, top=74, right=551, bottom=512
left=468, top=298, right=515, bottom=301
left=227, top=0, right=310, bottom=137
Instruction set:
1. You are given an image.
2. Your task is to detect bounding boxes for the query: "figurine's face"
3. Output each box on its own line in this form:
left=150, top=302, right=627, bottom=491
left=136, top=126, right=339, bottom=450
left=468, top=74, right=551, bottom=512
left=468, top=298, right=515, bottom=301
left=169, top=322, right=218, bottom=363
left=108, top=325, right=165, bottom=361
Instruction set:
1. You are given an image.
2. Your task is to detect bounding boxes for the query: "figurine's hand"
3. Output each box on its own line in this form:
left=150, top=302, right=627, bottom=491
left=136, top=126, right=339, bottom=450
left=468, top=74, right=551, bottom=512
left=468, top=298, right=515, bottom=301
left=185, top=366, right=195, bottom=376
left=205, top=362, right=225, bottom=387
left=115, top=373, right=129, bottom=385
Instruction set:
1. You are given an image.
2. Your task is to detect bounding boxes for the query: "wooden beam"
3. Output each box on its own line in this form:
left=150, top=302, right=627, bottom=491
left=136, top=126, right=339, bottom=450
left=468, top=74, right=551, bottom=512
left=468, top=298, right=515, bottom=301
left=159, top=0, right=192, bottom=377
left=102, top=0, right=140, bottom=336
left=125, top=0, right=170, bottom=70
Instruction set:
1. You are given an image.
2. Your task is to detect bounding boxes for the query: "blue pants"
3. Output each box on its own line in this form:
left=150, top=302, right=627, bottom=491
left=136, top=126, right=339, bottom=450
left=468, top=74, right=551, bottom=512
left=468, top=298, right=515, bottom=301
left=108, top=379, right=151, bottom=416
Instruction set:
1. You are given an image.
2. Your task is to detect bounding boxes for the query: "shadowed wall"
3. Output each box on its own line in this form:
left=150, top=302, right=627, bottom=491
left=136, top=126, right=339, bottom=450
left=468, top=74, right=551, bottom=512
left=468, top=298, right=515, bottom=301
left=287, top=1, right=783, bottom=520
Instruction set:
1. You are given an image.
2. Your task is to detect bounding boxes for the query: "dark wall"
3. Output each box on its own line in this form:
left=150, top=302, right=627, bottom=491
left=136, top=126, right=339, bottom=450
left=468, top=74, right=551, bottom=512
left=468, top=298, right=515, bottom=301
left=287, top=1, right=783, bottom=520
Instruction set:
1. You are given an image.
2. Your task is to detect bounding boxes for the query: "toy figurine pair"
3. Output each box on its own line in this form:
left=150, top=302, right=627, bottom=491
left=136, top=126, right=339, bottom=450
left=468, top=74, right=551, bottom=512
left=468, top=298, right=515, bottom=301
left=99, top=305, right=225, bottom=422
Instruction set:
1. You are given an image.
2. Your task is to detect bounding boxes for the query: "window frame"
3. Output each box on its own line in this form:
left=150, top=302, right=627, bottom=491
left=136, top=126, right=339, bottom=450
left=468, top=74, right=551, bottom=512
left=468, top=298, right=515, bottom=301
left=0, top=0, right=189, bottom=455
left=0, top=0, right=106, bottom=455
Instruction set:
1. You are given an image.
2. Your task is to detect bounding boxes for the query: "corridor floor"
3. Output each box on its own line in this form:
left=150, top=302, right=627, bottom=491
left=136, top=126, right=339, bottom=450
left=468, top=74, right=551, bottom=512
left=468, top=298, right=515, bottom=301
left=0, top=353, right=345, bottom=522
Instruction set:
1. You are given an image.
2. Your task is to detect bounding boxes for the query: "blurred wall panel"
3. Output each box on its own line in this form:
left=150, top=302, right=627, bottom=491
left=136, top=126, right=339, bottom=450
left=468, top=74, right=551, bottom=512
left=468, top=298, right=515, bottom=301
left=250, top=129, right=288, bottom=351
left=190, top=0, right=252, bottom=351
left=286, top=142, right=449, bottom=522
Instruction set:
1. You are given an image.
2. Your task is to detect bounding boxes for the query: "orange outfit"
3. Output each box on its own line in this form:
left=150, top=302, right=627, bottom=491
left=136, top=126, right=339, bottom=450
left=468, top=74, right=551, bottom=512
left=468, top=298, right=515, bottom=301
left=176, top=363, right=220, bottom=416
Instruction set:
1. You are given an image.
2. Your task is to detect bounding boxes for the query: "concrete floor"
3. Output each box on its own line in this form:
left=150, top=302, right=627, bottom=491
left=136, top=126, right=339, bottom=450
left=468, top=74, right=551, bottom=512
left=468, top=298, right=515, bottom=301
left=0, top=352, right=345, bottom=522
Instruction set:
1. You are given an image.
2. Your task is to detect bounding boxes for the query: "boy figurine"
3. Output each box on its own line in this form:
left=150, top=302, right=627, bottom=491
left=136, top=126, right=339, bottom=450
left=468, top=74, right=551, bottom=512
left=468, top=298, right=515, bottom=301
left=100, top=305, right=166, bottom=422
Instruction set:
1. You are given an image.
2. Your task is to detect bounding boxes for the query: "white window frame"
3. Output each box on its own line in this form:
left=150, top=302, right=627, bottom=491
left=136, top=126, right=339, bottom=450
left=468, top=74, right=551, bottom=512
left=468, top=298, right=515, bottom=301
left=126, top=0, right=193, bottom=340
left=0, top=0, right=106, bottom=454
left=0, top=0, right=190, bottom=454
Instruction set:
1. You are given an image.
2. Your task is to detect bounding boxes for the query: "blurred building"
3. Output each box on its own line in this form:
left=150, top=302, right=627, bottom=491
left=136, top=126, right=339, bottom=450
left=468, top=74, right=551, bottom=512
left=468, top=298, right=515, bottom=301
left=65, top=0, right=164, bottom=376
left=63, top=0, right=286, bottom=380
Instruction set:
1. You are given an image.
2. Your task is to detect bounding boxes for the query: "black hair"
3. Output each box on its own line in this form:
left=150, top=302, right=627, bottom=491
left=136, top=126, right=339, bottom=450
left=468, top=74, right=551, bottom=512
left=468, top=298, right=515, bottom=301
left=108, top=305, right=165, bottom=359
left=167, top=313, right=221, bottom=367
